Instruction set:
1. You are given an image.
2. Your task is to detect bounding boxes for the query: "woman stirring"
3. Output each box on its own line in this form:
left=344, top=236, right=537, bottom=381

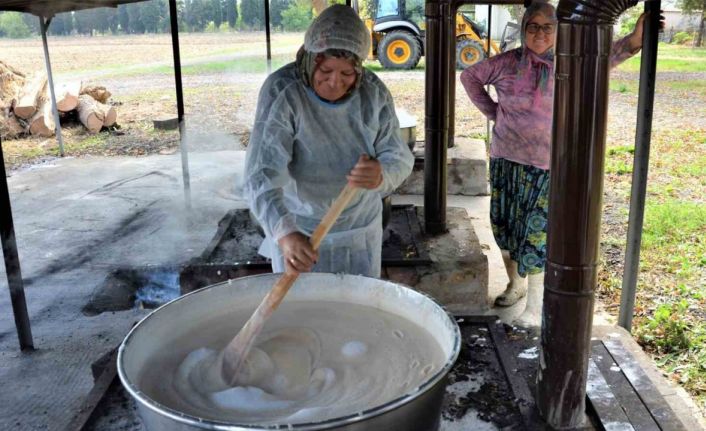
left=461, top=1, right=662, bottom=326
left=245, top=5, right=414, bottom=278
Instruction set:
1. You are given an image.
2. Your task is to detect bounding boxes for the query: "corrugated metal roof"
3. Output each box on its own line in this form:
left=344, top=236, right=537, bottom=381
left=0, top=0, right=147, bottom=17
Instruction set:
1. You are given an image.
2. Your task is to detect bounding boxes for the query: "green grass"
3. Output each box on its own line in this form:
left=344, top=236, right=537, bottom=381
left=605, top=145, right=635, bottom=175
left=634, top=201, right=706, bottom=410
left=607, top=145, right=635, bottom=156
left=610, top=79, right=706, bottom=96
left=616, top=43, right=706, bottom=73
left=43, top=132, right=112, bottom=157
left=660, top=80, right=706, bottom=96
left=107, top=55, right=294, bottom=77
left=610, top=79, right=638, bottom=94
left=601, top=126, right=706, bottom=413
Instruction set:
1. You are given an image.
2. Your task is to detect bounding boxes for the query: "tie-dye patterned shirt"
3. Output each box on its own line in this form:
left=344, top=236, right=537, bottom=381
left=460, top=36, right=638, bottom=170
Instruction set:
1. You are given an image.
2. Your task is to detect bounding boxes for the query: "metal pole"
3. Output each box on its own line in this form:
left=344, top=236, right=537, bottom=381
left=447, top=6, right=456, bottom=150
left=537, top=7, right=616, bottom=428
left=168, top=0, right=191, bottom=209
left=0, top=137, right=34, bottom=351
left=39, top=16, right=64, bottom=157
left=485, top=4, right=492, bottom=151
left=424, top=0, right=451, bottom=234
left=264, top=0, right=272, bottom=74
left=619, top=0, right=661, bottom=332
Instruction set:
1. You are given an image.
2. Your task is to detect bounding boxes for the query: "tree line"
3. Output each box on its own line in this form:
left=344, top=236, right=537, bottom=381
left=0, top=0, right=321, bottom=38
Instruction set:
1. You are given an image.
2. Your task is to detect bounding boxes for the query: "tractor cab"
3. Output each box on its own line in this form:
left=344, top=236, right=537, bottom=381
left=374, top=0, right=426, bottom=30
left=369, top=0, right=426, bottom=69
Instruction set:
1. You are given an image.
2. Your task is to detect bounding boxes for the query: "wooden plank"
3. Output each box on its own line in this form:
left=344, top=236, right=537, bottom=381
left=64, top=348, right=118, bottom=431
left=487, top=321, right=537, bottom=428
left=199, top=209, right=238, bottom=260
left=586, top=358, right=636, bottom=431
left=381, top=205, right=432, bottom=266
left=591, top=342, right=660, bottom=431
left=407, top=206, right=431, bottom=263
left=603, top=339, right=687, bottom=431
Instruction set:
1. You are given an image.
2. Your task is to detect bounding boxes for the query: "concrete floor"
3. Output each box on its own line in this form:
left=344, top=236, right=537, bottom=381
left=1, top=150, right=703, bottom=430
left=0, top=151, right=249, bottom=430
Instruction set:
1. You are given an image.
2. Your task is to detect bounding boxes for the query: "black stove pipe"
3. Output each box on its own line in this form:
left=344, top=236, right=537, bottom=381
left=424, top=0, right=453, bottom=234
left=425, top=0, right=523, bottom=235
left=538, top=0, right=637, bottom=427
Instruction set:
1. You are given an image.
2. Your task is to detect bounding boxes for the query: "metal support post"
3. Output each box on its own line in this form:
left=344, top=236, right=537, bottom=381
left=485, top=4, right=492, bottom=151
left=0, top=137, right=34, bottom=351
left=39, top=16, right=64, bottom=157
left=265, top=0, right=273, bottom=74
left=168, top=0, right=191, bottom=209
left=619, top=0, right=661, bottom=332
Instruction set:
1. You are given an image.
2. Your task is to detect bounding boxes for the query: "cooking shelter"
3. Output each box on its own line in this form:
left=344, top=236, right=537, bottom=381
left=0, top=0, right=700, bottom=429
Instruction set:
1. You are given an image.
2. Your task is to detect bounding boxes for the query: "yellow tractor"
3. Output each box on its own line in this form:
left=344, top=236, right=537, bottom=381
left=455, top=11, right=503, bottom=69
left=361, top=0, right=503, bottom=70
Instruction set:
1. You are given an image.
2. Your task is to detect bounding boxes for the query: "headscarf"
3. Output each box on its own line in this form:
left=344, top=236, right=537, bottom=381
left=295, top=5, right=370, bottom=101
left=514, top=1, right=557, bottom=108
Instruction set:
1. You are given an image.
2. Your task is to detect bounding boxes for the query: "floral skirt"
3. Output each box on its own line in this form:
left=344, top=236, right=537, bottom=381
left=489, top=158, right=550, bottom=276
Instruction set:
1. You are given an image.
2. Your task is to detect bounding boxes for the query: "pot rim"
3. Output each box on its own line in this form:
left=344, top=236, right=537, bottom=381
left=118, top=273, right=461, bottom=430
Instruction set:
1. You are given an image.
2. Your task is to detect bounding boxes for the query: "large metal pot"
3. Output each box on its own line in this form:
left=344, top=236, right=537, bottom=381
left=118, top=273, right=460, bottom=431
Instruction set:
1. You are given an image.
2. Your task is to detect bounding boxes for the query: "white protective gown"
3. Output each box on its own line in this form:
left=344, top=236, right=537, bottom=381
left=245, top=63, right=414, bottom=277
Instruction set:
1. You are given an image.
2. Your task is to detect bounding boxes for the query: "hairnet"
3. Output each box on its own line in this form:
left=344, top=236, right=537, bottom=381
left=304, top=4, right=371, bottom=61
left=520, top=1, right=557, bottom=47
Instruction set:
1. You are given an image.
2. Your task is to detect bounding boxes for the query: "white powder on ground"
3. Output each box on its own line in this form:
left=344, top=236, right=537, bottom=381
left=446, top=372, right=485, bottom=397
left=441, top=410, right=498, bottom=431
left=518, top=346, right=539, bottom=359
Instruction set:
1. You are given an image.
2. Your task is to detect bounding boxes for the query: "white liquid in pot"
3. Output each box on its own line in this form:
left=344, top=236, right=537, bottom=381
left=138, top=300, right=445, bottom=425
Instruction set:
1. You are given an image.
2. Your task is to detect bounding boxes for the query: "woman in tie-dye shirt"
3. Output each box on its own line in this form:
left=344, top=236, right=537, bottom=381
left=460, top=1, right=658, bottom=327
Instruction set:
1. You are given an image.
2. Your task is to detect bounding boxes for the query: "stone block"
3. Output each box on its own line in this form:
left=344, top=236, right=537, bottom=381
left=397, top=137, right=489, bottom=196
left=383, top=206, right=490, bottom=313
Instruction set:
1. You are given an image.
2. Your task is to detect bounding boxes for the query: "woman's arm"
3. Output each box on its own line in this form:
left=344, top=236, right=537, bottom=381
left=611, top=11, right=665, bottom=69
left=244, top=81, right=298, bottom=243
left=369, top=89, right=414, bottom=195
left=460, top=55, right=506, bottom=121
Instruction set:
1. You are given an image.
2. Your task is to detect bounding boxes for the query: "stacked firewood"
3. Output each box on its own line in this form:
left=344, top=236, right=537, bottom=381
left=0, top=61, right=117, bottom=140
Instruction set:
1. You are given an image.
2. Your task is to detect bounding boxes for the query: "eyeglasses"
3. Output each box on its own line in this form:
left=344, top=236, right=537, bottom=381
left=526, top=23, right=555, bottom=35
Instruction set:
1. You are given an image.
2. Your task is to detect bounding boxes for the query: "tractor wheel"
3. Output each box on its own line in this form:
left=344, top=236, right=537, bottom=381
left=456, top=38, right=486, bottom=69
left=378, top=31, right=422, bottom=70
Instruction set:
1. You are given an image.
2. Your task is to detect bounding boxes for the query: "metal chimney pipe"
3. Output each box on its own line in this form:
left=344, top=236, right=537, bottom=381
left=538, top=0, right=638, bottom=427
left=424, top=0, right=453, bottom=234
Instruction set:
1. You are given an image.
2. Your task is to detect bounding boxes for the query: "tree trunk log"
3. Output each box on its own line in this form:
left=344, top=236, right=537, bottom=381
left=29, top=100, right=55, bottom=137
left=56, top=81, right=82, bottom=112
left=80, top=85, right=111, bottom=104
left=14, top=72, right=47, bottom=120
left=1, top=109, right=26, bottom=139
left=0, top=61, right=26, bottom=108
left=96, top=101, right=117, bottom=127
left=77, top=95, right=104, bottom=134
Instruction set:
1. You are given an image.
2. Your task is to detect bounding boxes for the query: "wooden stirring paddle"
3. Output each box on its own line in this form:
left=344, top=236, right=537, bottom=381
left=220, top=183, right=359, bottom=386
